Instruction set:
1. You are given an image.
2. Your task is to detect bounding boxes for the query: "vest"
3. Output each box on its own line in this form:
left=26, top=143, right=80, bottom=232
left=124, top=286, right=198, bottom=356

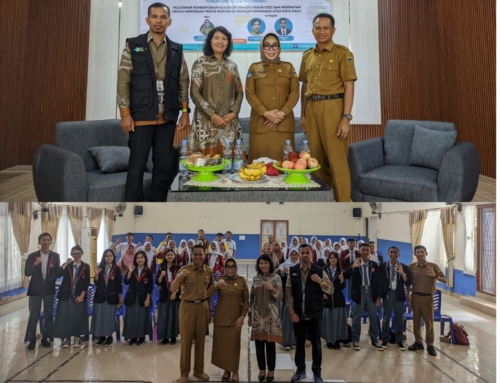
left=290, top=263, right=324, bottom=319
left=126, top=33, right=183, bottom=122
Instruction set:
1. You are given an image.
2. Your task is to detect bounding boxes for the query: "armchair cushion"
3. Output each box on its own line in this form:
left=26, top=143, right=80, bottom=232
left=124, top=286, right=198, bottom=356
left=360, top=165, right=439, bottom=201
left=409, top=125, right=457, bottom=171
left=89, top=146, right=130, bottom=173
left=86, top=170, right=152, bottom=202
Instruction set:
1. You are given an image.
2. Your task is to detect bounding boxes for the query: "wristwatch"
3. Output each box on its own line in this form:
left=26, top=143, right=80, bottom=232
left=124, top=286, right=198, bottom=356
left=181, top=108, right=191, bottom=113
left=343, top=113, right=353, bottom=121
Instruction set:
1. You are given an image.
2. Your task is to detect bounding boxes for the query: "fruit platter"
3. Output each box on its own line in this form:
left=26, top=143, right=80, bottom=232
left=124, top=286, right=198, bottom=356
left=234, top=162, right=268, bottom=182
left=182, top=153, right=229, bottom=182
left=273, top=151, right=321, bottom=184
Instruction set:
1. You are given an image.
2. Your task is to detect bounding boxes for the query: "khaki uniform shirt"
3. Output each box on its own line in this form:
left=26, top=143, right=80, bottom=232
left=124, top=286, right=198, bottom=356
left=408, top=261, right=445, bottom=294
left=245, top=61, right=299, bottom=134
left=299, top=40, right=357, bottom=97
left=208, top=275, right=249, bottom=326
left=178, top=263, right=214, bottom=301
left=117, top=32, right=190, bottom=126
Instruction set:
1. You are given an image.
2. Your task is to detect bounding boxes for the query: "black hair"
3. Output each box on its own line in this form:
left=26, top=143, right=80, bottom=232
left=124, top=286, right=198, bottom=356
left=414, top=245, right=427, bottom=253
left=160, top=249, right=176, bottom=271
left=359, top=243, right=370, bottom=249
left=166, top=232, right=172, bottom=236
left=226, top=231, right=232, bottom=235
left=148, top=2, right=170, bottom=17
left=255, top=254, right=275, bottom=275
left=313, top=13, right=335, bottom=28
left=70, top=245, right=84, bottom=255
left=198, top=229, right=204, bottom=233
left=347, top=238, right=356, bottom=243
left=280, top=18, right=287, bottom=23
left=126, top=232, right=134, bottom=237
left=98, top=249, right=116, bottom=269
left=133, top=251, right=148, bottom=268
left=368, top=241, right=376, bottom=245
left=327, top=251, right=342, bottom=273
left=192, top=244, right=206, bottom=254
left=38, top=232, right=52, bottom=242
left=146, top=235, right=154, bottom=241
left=216, top=233, right=223, bottom=236
left=203, top=26, right=234, bottom=58
left=250, top=18, right=261, bottom=26
left=299, top=243, right=313, bottom=251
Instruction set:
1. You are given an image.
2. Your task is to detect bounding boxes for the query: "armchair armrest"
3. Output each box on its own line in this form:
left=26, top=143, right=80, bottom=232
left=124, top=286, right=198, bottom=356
left=348, top=137, right=384, bottom=201
left=437, top=142, right=480, bottom=202
left=33, top=144, right=88, bottom=201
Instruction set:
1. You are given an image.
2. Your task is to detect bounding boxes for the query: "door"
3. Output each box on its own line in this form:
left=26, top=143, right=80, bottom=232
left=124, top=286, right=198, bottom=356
left=260, top=220, right=289, bottom=251
left=477, top=204, right=495, bottom=296
left=368, top=216, right=378, bottom=242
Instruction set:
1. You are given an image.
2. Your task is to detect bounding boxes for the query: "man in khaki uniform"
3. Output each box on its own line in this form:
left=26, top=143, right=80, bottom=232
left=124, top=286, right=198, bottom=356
left=299, top=13, right=357, bottom=202
left=407, top=245, right=446, bottom=357
left=171, top=245, right=214, bottom=382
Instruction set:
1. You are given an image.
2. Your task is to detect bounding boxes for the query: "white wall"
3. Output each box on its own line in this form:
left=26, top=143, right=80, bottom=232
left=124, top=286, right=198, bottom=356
left=112, top=202, right=368, bottom=236
left=85, top=0, right=381, bottom=124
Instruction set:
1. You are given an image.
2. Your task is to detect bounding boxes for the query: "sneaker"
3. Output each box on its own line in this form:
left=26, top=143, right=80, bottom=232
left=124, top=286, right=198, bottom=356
left=284, top=345, right=291, bottom=350
left=427, top=346, right=437, bottom=356
left=105, top=337, right=113, bottom=347
left=96, top=337, right=106, bottom=346
left=291, top=370, right=306, bottom=382
left=313, top=373, right=323, bottom=383
left=62, top=338, right=70, bottom=348
left=381, top=341, right=388, bottom=349
left=352, top=342, right=360, bottom=350
left=408, top=342, right=424, bottom=351
left=170, top=337, right=176, bottom=345
left=74, top=336, right=82, bottom=348
left=41, top=338, right=51, bottom=348
left=136, top=337, right=145, bottom=345
left=398, top=343, right=406, bottom=351
left=372, top=342, right=384, bottom=351
left=27, top=341, right=36, bottom=350
left=342, top=342, right=351, bottom=348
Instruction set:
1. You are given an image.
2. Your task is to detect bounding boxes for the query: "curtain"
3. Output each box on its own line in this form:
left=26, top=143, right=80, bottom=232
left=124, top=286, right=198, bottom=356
left=440, top=207, right=457, bottom=286
left=41, top=205, right=63, bottom=251
left=53, top=207, right=73, bottom=264
left=68, top=205, right=84, bottom=245
left=409, top=210, right=427, bottom=262
left=105, top=209, right=114, bottom=248
left=9, top=202, right=32, bottom=288
left=420, top=210, right=447, bottom=273
left=88, top=208, right=103, bottom=277
left=97, top=211, right=110, bottom=265
left=463, top=205, right=477, bottom=275
left=1, top=204, right=23, bottom=293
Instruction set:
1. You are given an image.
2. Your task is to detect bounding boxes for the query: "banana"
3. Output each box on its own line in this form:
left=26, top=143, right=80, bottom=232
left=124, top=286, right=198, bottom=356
left=239, top=169, right=251, bottom=181
left=243, top=167, right=261, bottom=177
left=248, top=162, right=265, bottom=169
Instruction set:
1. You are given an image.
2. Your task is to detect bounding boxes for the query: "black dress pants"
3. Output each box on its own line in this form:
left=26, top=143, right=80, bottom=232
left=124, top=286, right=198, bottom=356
left=125, top=121, right=176, bottom=202
left=255, top=340, right=276, bottom=371
left=293, top=318, right=322, bottom=374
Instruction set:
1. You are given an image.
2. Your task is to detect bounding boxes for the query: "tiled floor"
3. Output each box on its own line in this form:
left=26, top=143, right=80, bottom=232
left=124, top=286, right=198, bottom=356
left=0, top=287, right=495, bottom=383
left=0, top=166, right=495, bottom=202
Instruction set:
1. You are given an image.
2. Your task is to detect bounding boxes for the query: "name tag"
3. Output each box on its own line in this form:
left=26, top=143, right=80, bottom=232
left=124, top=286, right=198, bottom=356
left=391, top=280, right=397, bottom=290
left=157, top=80, right=164, bottom=92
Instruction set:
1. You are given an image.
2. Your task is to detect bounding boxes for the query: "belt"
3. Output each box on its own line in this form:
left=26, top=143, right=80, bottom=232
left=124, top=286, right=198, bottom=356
left=412, top=292, right=432, bottom=296
left=183, top=298, right=208, bottom=303
left=307, top=93, right=344, bottom=101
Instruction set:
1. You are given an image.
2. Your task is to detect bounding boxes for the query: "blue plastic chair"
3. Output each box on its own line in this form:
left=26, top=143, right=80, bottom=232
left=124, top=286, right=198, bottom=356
left=85, top=284, right=96, bottom=341
left=150, top=285, right=158, bottom=341
left=434, top=290, right=456, bottom=344
left=24, top=286, right=59, bottom=342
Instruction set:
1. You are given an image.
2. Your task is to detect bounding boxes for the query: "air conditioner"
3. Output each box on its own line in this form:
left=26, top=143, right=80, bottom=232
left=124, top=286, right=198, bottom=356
left=81, top=227, right=98, bottom=278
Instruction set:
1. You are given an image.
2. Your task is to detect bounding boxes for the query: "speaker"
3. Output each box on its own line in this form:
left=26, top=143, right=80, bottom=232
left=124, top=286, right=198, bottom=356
left=134, top=206, right=143, bottom=216
left=353, top=208, right=361, bottom=218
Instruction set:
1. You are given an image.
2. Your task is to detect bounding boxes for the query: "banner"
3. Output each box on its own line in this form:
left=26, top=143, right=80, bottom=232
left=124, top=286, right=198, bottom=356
left=140, top=0, right=331, bottom=50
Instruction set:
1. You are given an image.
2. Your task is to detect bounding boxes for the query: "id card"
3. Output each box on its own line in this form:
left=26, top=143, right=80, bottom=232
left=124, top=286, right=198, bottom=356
left=157, top=80, right=164, bottom=91
left=391, top=280, right=397, bottom=290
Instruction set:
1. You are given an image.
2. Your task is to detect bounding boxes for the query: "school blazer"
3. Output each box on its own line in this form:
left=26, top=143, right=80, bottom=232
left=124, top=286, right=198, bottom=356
left=344, top=260, right=382, bottom=304
left=24, top=251, right=61, bottom=296
left=323, top=266, right=346, bottom=309
left=124, top=267, right=153, bottom=306
left=156, top=265, right=181, bottom=302
left=56, top=262, right=91, bottom=301
left=379, top=262, right=412, bottom=302
left=94, top=265, right=123, bottom=304
left=340, top=249, right=361, bottom=271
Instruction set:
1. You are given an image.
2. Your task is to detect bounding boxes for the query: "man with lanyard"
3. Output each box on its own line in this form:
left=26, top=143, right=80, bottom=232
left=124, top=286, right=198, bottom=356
left=24, top=233, right=61, bottom=350
left=286, top=244, right=333, bottom=383
left=344, top=243, right=383, bottom=351
left=407, top=245, right=446, bottom=357
left=117, top=2, right=190, bottom=201
left=223, top=231, right=237, bottom=258
left=369, top=241, right=384, bottom=264
left=171, top=245, right=214, bottom=383
left=379, top=247, right=411, bottom=351
left=299, top=13, right=357, bottom=202
left=112, top=232, right=136, bottom=259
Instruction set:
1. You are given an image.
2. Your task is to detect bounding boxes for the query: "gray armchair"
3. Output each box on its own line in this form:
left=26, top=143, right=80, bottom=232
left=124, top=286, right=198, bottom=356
left=33, top=119, right=152, bottom=202
left=348, top=120, right=480, bottom=202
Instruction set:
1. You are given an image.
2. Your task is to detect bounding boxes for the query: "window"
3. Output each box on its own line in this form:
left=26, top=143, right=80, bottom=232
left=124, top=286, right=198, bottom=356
left=0, top=204, right=22, bottom=293
left=53, top=206, right=74, bottom=264
left=463, top=205, right=477, bottom=275
left=477, top=204, right=495, bottom=296
left=419, top=210, right=447, bottom=273
left=260, top=220, right=289, bottom=251
left=96, top=210, right=109, bottom=264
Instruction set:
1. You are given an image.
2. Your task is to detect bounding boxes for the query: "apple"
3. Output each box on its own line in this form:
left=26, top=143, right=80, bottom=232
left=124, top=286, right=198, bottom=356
left=299, top=151, right=311, bottom=160
left=282, top=160, right=294, bottom=169
left=308, top=158, right=319, bottom=169
left=293, top=159, right=308, bottom=170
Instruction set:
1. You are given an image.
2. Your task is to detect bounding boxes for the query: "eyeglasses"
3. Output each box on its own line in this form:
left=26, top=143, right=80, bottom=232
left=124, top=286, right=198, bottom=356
left=225, top=265, right=236, bottom=269
left=263, top=44, right=279, bottom=50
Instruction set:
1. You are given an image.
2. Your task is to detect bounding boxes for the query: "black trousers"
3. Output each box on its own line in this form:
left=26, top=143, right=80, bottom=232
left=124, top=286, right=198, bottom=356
left=255, top=340, right=276, bottom=371
left=27, top=293, right=55, bottom=342
left=125, top=122, right=176, bottom=202
left=293, top=318, right=322, bottom=374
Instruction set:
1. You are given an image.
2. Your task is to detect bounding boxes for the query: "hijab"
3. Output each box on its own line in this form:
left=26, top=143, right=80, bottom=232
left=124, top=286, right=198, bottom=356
left=208, top=241, right=223, bottom=269
left=324, top=239, right=333, bottom=250
left=279, top=249, right=300, bottom=271
left=289, top=236, right=300, bottom=253
left=222, top=258, right=239, bottom=280
left=187, top=239, right=195, bottom=258
left=265, top=243, right=279, bottom=268
left=340, top=238, right=348, bottom=251
left=280, top=241, right=288, bottom=259
left=260, top=33, right=281, bottom=64
left=142, top=241, right=155, bottom=267
left=167, top=240, right=177, bottom=254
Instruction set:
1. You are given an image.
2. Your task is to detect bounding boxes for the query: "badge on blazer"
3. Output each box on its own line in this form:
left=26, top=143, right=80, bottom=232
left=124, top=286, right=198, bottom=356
left=234, top=283, right=238, bottom=286
left=347, top=57, right=354, bottom=64
left=111, top=276, right=115, bottom=280
left=278, top=69, right=282, bottom=72
left=292, top=273, right=298, bottom=276
left=134, top=47, right=145, bottom=52
left=329, top=59, right=333, bottom=62
left=247, top=72, right=253, bottom=78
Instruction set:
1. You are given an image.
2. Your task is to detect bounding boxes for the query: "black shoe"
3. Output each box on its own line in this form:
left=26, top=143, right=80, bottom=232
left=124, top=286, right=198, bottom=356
left=427, top=346, right=437, bottom=356
left=96, top=337, right=106, bottom=346
left=41, top=338, right=51, bottom=348
left=105, top=337, right=113, bottom=346
left=397, top=343, right=406, bottom=351
left=372, top=342, right=384, bottom=351
left=161, top=339, right=169, bottom=345
left=136, top=337, right=145, bottom=345
left=313, top=373, right=323, bottom=383
left=333, top=342, right=341, bottom=350
left=128, top=338, right=137, bottom=345
left=258, top=371, right=266, bottom=382
left=170, top=337, right=176, bottom=345
left=408, top=342, right=424, bottom=351
left=266, top=371, right=274, bottom=382
left=381, top=341, right=388, bottom=349
left=27, top=341, right=36, bottom=350
left=291, top=370, right=306, bottom=382
left=326, top=342, right=334, bottom=349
